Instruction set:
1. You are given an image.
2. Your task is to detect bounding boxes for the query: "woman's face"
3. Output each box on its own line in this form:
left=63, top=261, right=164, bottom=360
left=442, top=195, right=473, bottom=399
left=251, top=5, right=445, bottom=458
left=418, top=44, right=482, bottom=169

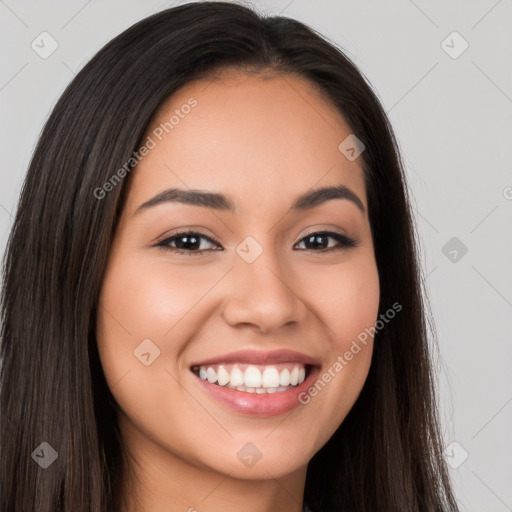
left=96, top=69, right=380, bottom=481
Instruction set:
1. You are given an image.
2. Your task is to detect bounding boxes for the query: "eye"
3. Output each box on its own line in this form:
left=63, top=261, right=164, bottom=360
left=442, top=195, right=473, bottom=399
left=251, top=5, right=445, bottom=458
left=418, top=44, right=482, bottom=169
left=156, top=231, right=222, bottom=255
left=294, top=231, right=358, bottom=252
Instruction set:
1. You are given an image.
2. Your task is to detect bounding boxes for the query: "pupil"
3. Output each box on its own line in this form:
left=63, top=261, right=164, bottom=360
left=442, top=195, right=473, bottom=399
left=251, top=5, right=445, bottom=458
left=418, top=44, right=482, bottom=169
left=307, top=234, right=327, bottom=249
left=177, top=235, right=199, bottom=250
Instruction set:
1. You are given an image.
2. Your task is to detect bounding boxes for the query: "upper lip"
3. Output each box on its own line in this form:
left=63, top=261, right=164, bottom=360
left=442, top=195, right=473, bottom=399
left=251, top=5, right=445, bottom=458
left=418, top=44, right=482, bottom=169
left=190, top=349, right=320, bottom=368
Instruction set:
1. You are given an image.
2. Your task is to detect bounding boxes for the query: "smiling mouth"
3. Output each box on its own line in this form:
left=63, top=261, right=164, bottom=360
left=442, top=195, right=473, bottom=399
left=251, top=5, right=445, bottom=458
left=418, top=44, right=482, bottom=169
left=190, top=362, right=313, bottom=394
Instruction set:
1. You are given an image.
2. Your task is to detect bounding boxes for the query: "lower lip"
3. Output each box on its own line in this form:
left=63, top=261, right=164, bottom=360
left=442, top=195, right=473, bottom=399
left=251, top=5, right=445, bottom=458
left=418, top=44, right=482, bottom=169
left=192, top=367, right=319, bottom=417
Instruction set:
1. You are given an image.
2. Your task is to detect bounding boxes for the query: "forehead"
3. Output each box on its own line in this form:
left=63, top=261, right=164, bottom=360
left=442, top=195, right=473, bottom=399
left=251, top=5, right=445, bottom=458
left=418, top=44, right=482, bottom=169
left=126, top=69, right=367, bottom=216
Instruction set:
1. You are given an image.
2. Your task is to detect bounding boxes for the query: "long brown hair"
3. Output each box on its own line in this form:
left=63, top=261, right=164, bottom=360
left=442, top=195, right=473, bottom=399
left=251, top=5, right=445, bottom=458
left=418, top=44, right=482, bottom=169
left=1, top=2, right=458, bottom=511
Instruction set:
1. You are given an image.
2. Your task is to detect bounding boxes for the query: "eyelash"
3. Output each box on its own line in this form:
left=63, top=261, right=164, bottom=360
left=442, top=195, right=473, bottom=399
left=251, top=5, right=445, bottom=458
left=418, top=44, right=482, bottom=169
left=155, top=230, right=358, bottom=256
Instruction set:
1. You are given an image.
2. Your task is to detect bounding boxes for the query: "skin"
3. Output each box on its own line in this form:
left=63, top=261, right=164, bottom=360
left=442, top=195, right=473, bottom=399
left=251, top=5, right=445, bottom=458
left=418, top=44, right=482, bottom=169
left=96, top=68, right=380, bottom=512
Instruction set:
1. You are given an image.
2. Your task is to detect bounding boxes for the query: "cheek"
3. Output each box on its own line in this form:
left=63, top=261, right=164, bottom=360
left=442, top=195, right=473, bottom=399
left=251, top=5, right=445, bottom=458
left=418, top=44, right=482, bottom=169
left=327, top=257, right=380, bottom=373
left=94, top=256, right=204, bottom=443
left=303, top=253, right=380, bottom=346
left=95, top=254, right=223, bottom=391
left=296, top=255, right=379, bottom=422
left=98, top=256, right=214, bottom=340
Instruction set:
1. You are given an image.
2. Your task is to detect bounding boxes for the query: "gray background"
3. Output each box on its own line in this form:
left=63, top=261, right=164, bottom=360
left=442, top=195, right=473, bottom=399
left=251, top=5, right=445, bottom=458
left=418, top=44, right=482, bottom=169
left=1, top=1, right=511, bottom=510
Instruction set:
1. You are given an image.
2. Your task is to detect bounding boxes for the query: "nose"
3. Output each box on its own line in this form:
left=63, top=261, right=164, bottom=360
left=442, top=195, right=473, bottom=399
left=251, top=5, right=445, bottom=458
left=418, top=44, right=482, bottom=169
left=221, top=244, right=308, bottom=334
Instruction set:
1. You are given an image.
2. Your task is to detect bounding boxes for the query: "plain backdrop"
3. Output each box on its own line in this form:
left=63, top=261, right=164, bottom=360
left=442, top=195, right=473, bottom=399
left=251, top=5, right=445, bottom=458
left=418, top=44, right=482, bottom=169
left=0, top=1, right=511, bottom=510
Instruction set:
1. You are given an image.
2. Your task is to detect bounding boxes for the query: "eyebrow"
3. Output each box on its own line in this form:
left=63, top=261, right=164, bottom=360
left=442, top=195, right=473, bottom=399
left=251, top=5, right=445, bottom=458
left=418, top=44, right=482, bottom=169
left=133, top=184, right=365, bottom=216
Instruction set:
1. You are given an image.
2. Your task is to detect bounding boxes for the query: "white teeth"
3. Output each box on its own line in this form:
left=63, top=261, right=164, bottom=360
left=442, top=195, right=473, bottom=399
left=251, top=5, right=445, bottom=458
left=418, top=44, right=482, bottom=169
left=206, top=367, right=217, bottom=383
left=290, top=367, right=299, bottom=386
left=230, top=367, right=244, bottom=387
left=279, top=368, right=291, bottom=386
left=195, top=362, right=309, bottom=393
left=217, top=365, right=230, bottom=386
left=244, top=366, right=261, bottom=388
left=262, top=367, right=280, bottom=388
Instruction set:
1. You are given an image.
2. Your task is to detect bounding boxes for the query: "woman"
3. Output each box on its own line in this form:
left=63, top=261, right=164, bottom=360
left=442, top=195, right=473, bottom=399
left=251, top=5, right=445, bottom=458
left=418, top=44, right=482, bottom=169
left=0, top=2, right=459, bottom=511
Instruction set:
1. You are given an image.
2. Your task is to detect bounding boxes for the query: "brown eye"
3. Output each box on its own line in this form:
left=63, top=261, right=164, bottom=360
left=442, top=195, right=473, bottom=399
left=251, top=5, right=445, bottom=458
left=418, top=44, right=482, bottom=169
left=295, top=231, right=358, bottom=252
left=156, top=231, right=222, bottom=255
